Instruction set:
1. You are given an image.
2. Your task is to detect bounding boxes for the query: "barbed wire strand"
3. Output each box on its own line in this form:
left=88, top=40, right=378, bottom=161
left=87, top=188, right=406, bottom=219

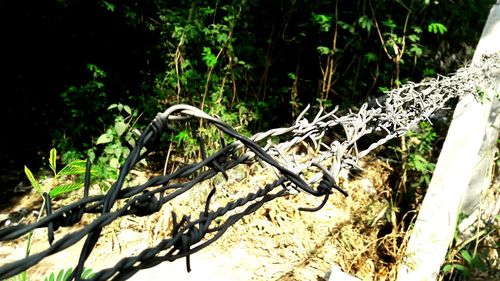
left=0, top=52, right=498, bottom=281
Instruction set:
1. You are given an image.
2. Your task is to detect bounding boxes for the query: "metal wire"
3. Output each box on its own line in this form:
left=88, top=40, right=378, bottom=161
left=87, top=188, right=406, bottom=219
left=0, top=52, right=498, bottom=281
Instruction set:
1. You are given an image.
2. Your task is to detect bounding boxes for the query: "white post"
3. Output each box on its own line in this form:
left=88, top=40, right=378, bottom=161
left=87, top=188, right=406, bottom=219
left=397, top=2, right=500, bottom=280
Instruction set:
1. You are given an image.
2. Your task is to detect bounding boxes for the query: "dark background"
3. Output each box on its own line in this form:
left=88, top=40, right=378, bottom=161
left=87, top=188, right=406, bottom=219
left=0, top=1, right=155, bottom=191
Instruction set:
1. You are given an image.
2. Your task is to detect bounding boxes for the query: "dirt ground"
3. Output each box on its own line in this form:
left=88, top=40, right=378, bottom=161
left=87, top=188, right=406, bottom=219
left=0, top=152, right=498, bottom=281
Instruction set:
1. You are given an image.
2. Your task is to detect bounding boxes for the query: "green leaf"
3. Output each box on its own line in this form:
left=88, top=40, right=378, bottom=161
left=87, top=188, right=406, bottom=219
left=202, top=47, right=217, bottom=68
left=24, top=165, right=42, bottom=193
left=58, top=160, right=88, bottom=176
left=114, top=147, right=123, bottom=159
left=115, top=121, right=128, bottom=137
left=338, top=20, right=355, bottom=34
left=63, top=268, right=73, bottom=281
left=49, top=183, right=83, bottom=198
left=382, top=19, right=397, bottom=29
left=107, top=104, right=118, bottom=110
left=412, top=26, right=423, bottom=34
left=461, top=250, right=473, bottom=265
left=96, top=134, right=113, bottom=145
left=408, top=34, right=420, bottom=42
left=216, top=33, right=228, bottom=44
left=316, top=46, right=331, bottom=55
left=123, top=105, right=132, bottom=115
left=410, top=45, right=423, bottom=56
left=428, top=22, right=447, bottom=34
left=104, top=145, right=115, bottom=155
left=358, top=15, right=373, bottom=33
left=49, top=148, right=57, bottom=175
left=86, top=64, right=106, bottom=78
left=312, top=13, right=332, bottom=32
left=110, top=158, right=120, bottom=169
left=378, top=86, right=389, bottom=94
left=174, top=130, right=190, bottom=143
left=451, top=263, right=468, bottom=272
left=442, top=264, right=453, bottom=273
left=364, top=52, right=378, bottom=62
left=423, top=68, right=436, bottom=76
left=56, top=268, right=65, bottom=281
left=127, top=137, right=136, bottom=147
left=102, top=1, right=115, bottom=12
left=81, top=268, right=94, bottom=279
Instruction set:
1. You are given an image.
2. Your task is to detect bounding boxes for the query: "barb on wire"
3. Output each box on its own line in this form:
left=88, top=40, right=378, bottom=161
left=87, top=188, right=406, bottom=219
left=0, top=52, right=498, bottom=281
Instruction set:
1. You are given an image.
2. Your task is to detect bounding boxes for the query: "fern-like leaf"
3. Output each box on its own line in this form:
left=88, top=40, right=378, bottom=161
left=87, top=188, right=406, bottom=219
left=49, top=183, right=83, bottom=198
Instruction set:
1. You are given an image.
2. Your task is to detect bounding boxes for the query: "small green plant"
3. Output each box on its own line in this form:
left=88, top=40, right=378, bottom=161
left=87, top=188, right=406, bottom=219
left=25, top=149, right=89, bottom=198
left=441, top=214, right=499, bottom=279
left=475, top=86, right=489, bottom=103
left=442, top=249, right=487, bottom=279
left=16, top=149, right=90, bottom=281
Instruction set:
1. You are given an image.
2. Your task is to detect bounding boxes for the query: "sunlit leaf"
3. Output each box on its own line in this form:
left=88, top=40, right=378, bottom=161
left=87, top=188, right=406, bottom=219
left=55, top=268, right=65, bottom=281
left=123, top=105, right=132, bottom=115
left=49, top=183, right=83, bottom=198
left=115, top=121, right=128, bottom=137
left=81, top=268, right=95, bottom=279
left=96, top=134, right=113, bottom=145
left=49, top=148, right=57, bottom=175
left=58, top=160, right=88, bottom=176
left=63, top=268, right=73, bottom=281
left=461, top=250, right=473, bottom=264
left=24, top=166, right=42, bottom=193
left=110, top=158, right=120, bottom=169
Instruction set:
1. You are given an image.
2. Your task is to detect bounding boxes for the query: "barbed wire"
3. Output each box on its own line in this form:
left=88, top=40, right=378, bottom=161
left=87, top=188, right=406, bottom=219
left=0, top=52, right=499, bottom=281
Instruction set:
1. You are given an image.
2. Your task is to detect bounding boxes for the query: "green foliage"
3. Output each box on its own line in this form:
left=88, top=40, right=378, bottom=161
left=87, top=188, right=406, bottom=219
left=406, top=121, right=437, bottom=185
left=312, top=13, right=332, bottom=32
left=54, top=63, right=110, bottom=153
left=442, top=215, right=499, bottom=279
left=89, top=103, right=145, bottom=190
left=46, top=0, right=494, bottom=161
left=173, top=129, right=198, bottom=158
left=358, top=15, right=373, bottom=33
left=202, top=47, right=217, bottom=68
left=100, top=1, right=115, bottom=12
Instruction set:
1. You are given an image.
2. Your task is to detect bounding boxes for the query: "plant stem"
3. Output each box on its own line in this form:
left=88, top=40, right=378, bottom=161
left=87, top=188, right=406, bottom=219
left=21, top=198, right=46, bottom=281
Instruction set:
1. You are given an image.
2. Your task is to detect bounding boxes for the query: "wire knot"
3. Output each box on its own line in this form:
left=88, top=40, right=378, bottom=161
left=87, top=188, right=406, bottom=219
left=129, top=191, right=163, bottom=217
